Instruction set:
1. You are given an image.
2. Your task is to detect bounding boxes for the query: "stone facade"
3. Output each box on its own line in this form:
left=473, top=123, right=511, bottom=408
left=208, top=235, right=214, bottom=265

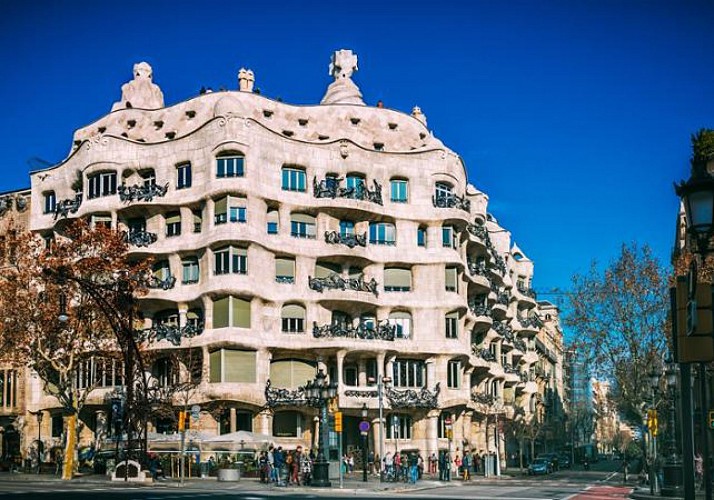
left=2, top=51, right=564, bottom=469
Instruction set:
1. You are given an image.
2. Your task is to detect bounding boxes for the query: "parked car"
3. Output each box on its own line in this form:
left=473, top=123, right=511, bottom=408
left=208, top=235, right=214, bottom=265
left=528, top=458, right=552, bottom=475
left=558, top=453, right=571, bottom=469
left=537, top=453, right=559, bottom=471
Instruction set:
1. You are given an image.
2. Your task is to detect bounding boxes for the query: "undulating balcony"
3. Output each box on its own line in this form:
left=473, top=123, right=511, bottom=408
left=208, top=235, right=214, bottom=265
left=118, top=182, right=169, bottom=203
left=466, top=222, right=488, bottom=241
left=146, top=274, right=177, bottom=290
left=141, top=321, right=204, bottom=345
left=471, top=391, right=496, bottom=405
left=324, top=230, right=367, bottom=248
left=124, top=230, right=158, bottom=247
left=432, top=193, right=471, bottom=212
left=312, top=320, right=396, bottom=341
left=53, top=193, right=82, bottom=219
left=386, top=384, right=440, bottom=409
left=313, top=177, right=383, bottom=205
left=308, top=273, right=379, bottom=297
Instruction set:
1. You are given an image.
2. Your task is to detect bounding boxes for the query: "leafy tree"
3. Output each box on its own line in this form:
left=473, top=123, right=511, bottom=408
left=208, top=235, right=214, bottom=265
left=0, top=221, right=150, bottom=479
left=565, top=243, right=668, bottom=425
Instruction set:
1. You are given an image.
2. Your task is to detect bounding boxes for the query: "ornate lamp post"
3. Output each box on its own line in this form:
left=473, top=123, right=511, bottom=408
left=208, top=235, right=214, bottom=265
left=361, top=403, right=368, bottom=483
left=662, top=360, right=683, bottom=497
left=675, top=144, right=714, bottom=500
left=648, top=366, right=661, bottom=495
left=370, top=374, right=391, bottom=482
left=307, top=369, right=337, bottom=487
left=31, top=410, right=44, bottom=474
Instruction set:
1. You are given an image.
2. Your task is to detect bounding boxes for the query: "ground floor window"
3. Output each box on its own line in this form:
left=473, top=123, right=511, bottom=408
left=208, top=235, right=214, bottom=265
left=273, top=411, right=304, bottom=437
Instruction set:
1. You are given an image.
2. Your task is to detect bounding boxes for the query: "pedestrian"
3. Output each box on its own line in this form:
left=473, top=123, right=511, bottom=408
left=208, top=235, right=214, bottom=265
left=438, top=451, right=445, bottom=481
left=301, top=449, right=312, bottom=486
left=348, top=452, right=354, bottom=474
left=429, top=452, right=437, bottom=475
left=417, top=453, right=424, bottom=479
left=292, top=447, right=302, bottom=485
left=368, top=450, right=375, bottom=475
left=409, top=452, right=418, bottom=484
left=695, top=452, right=703, bottom=490
left=267, top=446, right=277, bottom=483
left=285, top=450, right=294, bottom=485
left=462, top=452, right=471, bottom=481
left=472, top=451, right=479, bottom=475
left=259, top=451, right=269, bottom=483
left=274, top=446, right=285, bottom=485
left=385, top=451, right=394, bottom=480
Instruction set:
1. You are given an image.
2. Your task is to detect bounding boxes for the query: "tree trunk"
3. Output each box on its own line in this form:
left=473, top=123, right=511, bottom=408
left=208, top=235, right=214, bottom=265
left=62, top=414, right=77, bottom=480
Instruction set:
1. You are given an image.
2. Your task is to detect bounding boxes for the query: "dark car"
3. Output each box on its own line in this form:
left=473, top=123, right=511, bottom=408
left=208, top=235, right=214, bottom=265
left=537, top=453, right=559, bottom=471
left=558, top=453, right=571, bottom=469
left=528, top=458, right=552, bottom=475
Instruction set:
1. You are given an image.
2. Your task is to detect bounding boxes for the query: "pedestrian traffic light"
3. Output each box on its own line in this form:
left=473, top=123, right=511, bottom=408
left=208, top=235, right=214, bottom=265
left=178, top=410, right=186, bottom=431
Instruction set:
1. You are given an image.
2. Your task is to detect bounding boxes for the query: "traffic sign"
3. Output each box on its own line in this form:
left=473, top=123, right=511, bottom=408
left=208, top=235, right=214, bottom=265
left=359, top=420, right=370, bottom=433
left=191, top=405, right=201, bottom=420
left=334, top=411, right=343, bottom=432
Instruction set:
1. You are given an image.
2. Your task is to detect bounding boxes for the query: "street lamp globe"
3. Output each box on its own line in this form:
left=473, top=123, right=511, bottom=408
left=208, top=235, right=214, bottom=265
left=665, top=362, right=677, bottom=389
left=362, top=403, right=368, bottom=419
left=649, top=367, right=661, bottom=391
left=676, top=168, right=714, bottom=255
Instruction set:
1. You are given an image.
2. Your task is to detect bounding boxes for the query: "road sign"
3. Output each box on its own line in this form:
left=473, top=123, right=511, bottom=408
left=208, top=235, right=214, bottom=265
left=334, top=411, right=343, bottom=432
left=359, top=420, right=370, bottom=433
left=191, top=405, right=201, bottom=420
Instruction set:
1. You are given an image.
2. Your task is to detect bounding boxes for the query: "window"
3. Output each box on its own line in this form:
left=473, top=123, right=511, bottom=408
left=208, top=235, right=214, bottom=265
left=87, top=171, right=117, bottom=199
left=216, top=155, right=244, bottom=178
left=43, top=191, right=56, bottom=214
left=192, top=209, right=202, bottom=233
left=369, top=222, right=396, bottom=245
left=152, top=358, right=179, bottom=388
left=442, top=225, right=456, bottom=248
left=384, top=268, right=412, bottom=292
left=267, top=209, right=279, bottom=234
left=445, top=311, right=459, bottom=338
left=141, top=169, right=156, bottom=187
left=214, top=246, right=247, bottom=275
left=388, top=311, right=412, bottom=339
left=214, top=196, right=246, bottom=224
left=187, top=309, right=204, bottom=330
left=276, top=257, right=296, bottom=284
left=290, top=213, right=316, bottom=239
left=390, top=179, right=408, bottom=203
left=346, top=173, right=365, bottom=198
left=281, top=304, right=306, bottom=333
left=153, top=261, right=172, bottom=284
left=417, top=226, right=427, bottom=247
left=315, top=261, right=341, bottom=278
left=91, top=214, right=112, bottom=229
left=182, top=257, right=200, bottom=284
left=273, top=411, right=304, bottom=438
left=447, top=360, right=461, bottom=389
left=445, top=266, right=458, bottom=292
left=344, top=365, right=358, bottom=386
left=209, top=349, right=256, bottom=383
left=127, top=217, right=146, bottom=233
left=212, top=296, right=251, bottom=328
left=392, top=359, right=425, bottom=388
left=177, top=162, right=192, bottom=189
left=75, top=358, right=124, bottom=389
left=282, top=167, right=307, bottom=192
left=386, top=414, right=412, bottom=439
left=0, top=369, right=17, bottom=409
left=438, top=412, right=453, bottom=439
left=269, top=359, right=316, bottom=389
left=165, top=212, right=181, bottom=237
left=435, top=181, right=453, bottom=199
left=339, top=220, right=355, bottom=237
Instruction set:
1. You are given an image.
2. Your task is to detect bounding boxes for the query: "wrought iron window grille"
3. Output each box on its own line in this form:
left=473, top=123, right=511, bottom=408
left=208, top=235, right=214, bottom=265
left=385, top=383, right=440, bottom=409
left=308, top=272, right=379, bottom=297
left=432, top=193, right=470, bottom=212
left=124, top=230, right=158, bottom=247
left=324, top=230, right=367, bottom=248
left=313, top=176, right=383, bottom=205
left=312, top=320, right=396, bottom=341
left=118, top=182, right=169, bottom=203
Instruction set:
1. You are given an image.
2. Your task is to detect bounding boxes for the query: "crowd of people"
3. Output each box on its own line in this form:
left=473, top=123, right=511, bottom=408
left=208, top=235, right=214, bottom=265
left=257, top=445, right=313, bottom=486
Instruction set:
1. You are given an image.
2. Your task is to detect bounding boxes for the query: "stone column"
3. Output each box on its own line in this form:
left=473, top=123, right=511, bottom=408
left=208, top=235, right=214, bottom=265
left=425, top=410, right=439, bottom=462
left=462, top=411, right=474, bottom=451
left=336, top=350, right=346, bottom=391
left=230, top=408, right=237, bottom=433
left=256, top=409, right=273, bottom=436
left=358, top=358, right=367, bottom=387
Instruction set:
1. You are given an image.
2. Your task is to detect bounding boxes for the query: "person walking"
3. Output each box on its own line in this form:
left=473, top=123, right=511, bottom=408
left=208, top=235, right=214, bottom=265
left=301, top=450, right=313, bottom=486
left=462, top=452, right=471, bottom=481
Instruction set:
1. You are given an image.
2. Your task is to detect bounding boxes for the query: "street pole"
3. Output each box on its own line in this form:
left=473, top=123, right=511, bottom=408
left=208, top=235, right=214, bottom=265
left=680, top=363, right=696, bottom=499
left=701, top=362, right=712, bottom=500
left=378, top=377, right=384, bottom=482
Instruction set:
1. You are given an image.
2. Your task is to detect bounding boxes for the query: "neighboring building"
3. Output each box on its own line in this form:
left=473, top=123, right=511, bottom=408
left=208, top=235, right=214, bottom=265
left=592, top=379, right=619, bottom=455
left=2, top=50, right=564, bottom=470
left=564, top=348, right=595, bottom=460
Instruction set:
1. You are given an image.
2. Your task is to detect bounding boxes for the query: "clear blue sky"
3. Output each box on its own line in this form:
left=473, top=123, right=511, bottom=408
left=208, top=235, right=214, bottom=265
left=1, top=0, right=713, bottom=297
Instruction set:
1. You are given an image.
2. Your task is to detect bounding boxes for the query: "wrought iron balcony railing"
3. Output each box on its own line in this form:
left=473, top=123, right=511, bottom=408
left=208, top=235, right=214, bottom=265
left=517, top=286, right=537, bottom=299
left=503, top=363, right=519, bottom=375
left=118, top=182, right=169, bottom=203
left=313, top=177, right=383, bottom=205
left=496, top=292, right=510, bottom=305
left=265, top=380, right=308, bottom=408
left=312, top=321, right=396, bottom=341
left=471, top=391, right=496, bottom=405
left=124, top=230, right=158, bottom=247
left=518, top=316, right=543, bottom=329
left=467, top=260, right=489, bottom=277
left=466, top=222, right=488, bottom=241
left=53, top=194, right=83, bottom=220
left=432, top=193, right=470, bottom=212
left=386, top=383, right=440, bottom=409
left=275, top=276, right=295, bottom=284
left=324, top=230, right=367, bottom=248
left=468, top=300, right=490, bottom=318
left=308, top=272, right=379, bottom=297
left=344, top=389, right=379, bottom=398
left=146, top=275, right=177, bottom=290
left=491, top=254, right=507, bottom=275
left=493, top=321, right=514, bottom=342
left=140, top=321, right=204, bottom=345
left=473, top=346, right=496, bottom=362
left=514, top=338, right=528, bottom=352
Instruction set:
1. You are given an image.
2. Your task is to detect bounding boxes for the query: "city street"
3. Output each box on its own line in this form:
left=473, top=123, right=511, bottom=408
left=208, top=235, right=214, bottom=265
left=0, top=461, right=635, bottom=499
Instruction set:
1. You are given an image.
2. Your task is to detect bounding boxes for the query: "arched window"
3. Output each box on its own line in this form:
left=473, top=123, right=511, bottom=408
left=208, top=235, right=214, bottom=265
left=445, top=266, right=458, bottom=292
left=435, top=181, right=453, bottom=199
left=447, top=359, right=461, bottom=389
left=281, top=303, right=306, bottom=333
left=182, top=256, right=199, bottom=284
left=43, top=191, right=56, bottom=214
left=417, top=225, right=427, bottom=247
left=216, top=152, right=245, bottom=178
left=87, top=171, right=117, bottom=199
left=388, top=311, right=412, bottom=339
left=276, top=257, right=296, bottom=284
left=282, top=166, right=307, bottom=192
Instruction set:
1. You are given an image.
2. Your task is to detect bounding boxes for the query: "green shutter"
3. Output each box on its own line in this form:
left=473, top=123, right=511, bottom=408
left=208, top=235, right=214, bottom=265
left=291, top=213, right=315, bottom=224
left=270, top=361, right=291, bottom=388
left=232, top=297, right=251, bottom=328
left=276, top=258, right=295, bottom=277
left=209, top=350, right=222, bottom=383
left=213, top=297, right=230, bottom=329
left=166, top=213, right=181, bottom=224
left=215, top=197, right=227, bottom=215
left=385, top=268, right=411, bottom=288
left=224, top=350, right=256, bottom=383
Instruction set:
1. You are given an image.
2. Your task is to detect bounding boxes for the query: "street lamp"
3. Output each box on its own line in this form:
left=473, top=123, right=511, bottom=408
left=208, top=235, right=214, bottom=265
left=662, top=360, right=683, bottom=497
left=361, top=403, right=368, bottom=483
left=675, top=164, right=714, bottom=255
left=369, top=374, right=391, bottom=482
left=31, top=410, right=44, bottom=474
left=307, top=369, right=337, bottom=487
left=648, top=365, right=661, bottom=495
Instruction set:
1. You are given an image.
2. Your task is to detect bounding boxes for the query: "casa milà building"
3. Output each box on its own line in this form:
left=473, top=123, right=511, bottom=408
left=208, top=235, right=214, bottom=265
left=18, top=49, right=564, bottom=469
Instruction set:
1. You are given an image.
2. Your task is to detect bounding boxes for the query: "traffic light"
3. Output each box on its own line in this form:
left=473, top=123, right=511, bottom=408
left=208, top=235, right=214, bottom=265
left=647, top=409, right=658, bottom=436
left=709, top=410, right=714, bottom=430
left=178, top=410, right=186, bottom=431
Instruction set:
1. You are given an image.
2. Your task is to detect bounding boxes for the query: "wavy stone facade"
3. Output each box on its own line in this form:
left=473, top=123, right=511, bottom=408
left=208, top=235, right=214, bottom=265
left=12, top=51, right=564, bottom=468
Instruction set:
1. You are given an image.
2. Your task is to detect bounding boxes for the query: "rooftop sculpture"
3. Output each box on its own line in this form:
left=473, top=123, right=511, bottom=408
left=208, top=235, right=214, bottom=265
left=320, top=49, right=365, bottom=106
left=111, top=62, right=164, bottom=111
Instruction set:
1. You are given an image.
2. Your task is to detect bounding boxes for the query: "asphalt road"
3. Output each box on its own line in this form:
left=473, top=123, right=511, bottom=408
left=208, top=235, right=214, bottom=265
left=0, top=460, right=633, bottom=500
